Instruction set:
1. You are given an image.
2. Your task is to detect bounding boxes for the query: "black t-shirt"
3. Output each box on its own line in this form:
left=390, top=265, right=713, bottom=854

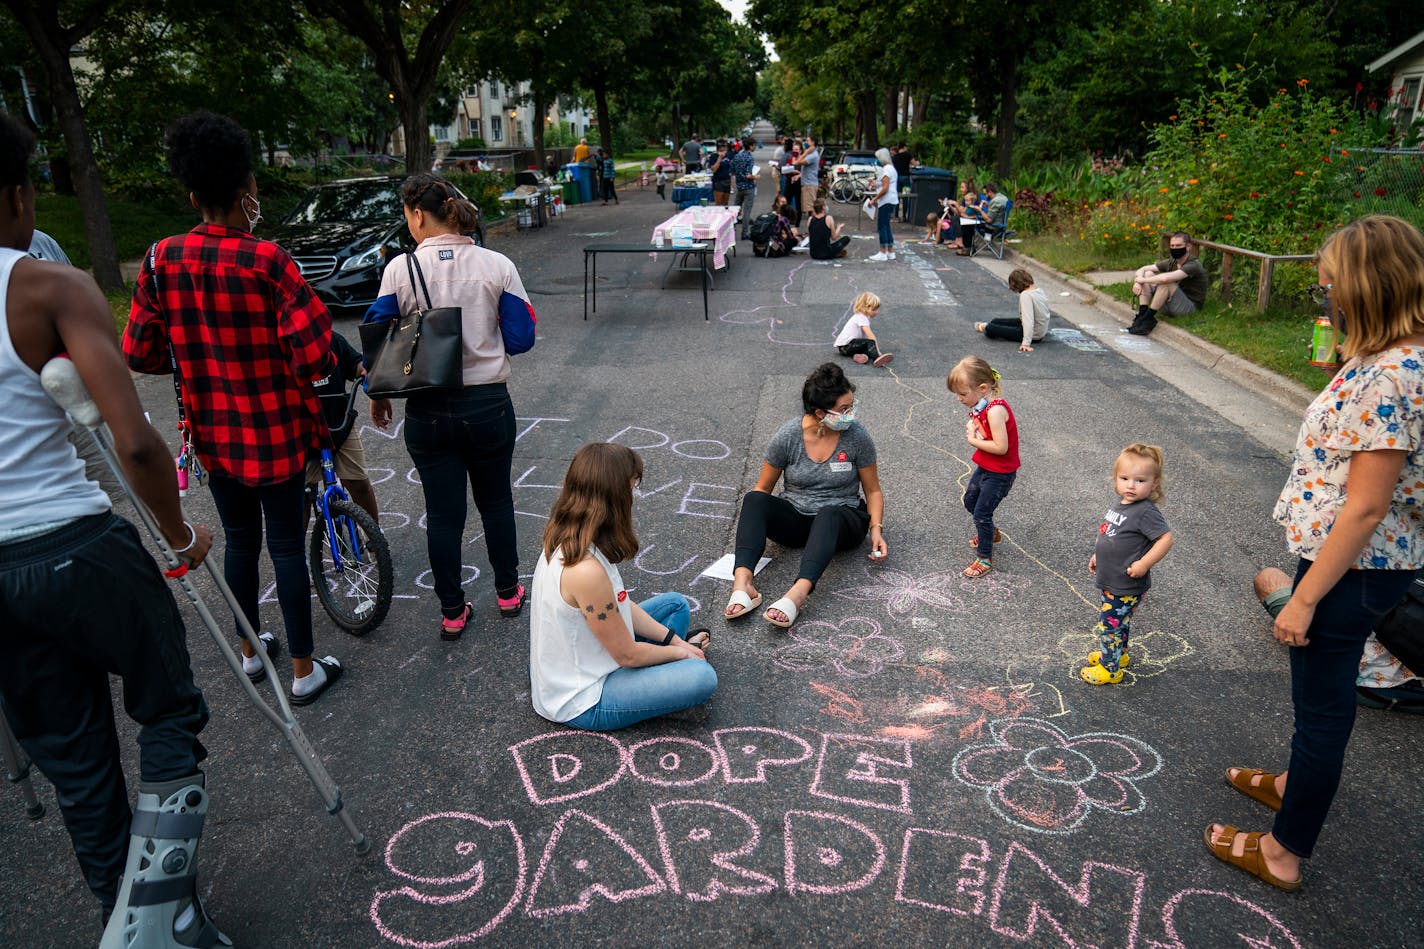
left=891, top=152, right=912, bottom=177
left=711, top=153, right=732, bottom=187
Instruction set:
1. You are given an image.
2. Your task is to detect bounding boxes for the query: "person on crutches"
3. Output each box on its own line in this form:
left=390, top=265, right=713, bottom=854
left=0, top=114, right=227, bottom=946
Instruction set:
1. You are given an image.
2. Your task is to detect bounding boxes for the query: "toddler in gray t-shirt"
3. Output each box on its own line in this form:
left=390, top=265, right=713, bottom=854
left=1082, top=444, right=1175, bottom=685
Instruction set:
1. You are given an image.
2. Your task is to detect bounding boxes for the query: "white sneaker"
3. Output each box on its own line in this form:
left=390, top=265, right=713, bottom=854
left=887, top=251, right=897, bottom=260
left=868, top=252, right=888, bottom=262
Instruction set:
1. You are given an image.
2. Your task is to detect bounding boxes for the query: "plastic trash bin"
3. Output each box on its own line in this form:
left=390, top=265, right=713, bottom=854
left=906, top=167, right=957, bottom=226
left=563, top=163, right=593, bottom=205
left=561, top=180, right=578, bottom=206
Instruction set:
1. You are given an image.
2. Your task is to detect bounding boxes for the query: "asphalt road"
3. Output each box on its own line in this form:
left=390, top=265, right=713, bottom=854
left=2, top=163, right=1420, bottom=949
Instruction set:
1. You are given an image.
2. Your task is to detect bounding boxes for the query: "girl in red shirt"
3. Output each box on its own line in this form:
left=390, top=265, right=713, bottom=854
left=948, top=356, right=1020, bottom=577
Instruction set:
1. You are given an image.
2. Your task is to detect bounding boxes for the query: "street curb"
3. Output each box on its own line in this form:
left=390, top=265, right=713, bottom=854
left=1009, top=252, right=1317, bottom=416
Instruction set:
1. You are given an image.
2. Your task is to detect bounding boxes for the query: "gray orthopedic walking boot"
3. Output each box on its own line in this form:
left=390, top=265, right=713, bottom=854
left=99, top=773, right=230, bottom=949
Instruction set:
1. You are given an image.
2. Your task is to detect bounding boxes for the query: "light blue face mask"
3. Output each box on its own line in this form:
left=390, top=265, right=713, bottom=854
left=822, top=400, right=857, bottom=430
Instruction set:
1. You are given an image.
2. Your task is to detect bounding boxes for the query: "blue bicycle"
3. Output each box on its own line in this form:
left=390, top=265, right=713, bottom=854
left=307, top=383, right=392, bottom=635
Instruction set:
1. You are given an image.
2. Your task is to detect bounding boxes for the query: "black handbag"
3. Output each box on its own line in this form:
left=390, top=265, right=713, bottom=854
left=359, top=253, right=463, bottom=399
left=1374, top=576, right=1424, bottom=674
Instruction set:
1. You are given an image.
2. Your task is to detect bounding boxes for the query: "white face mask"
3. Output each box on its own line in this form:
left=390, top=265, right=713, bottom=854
left=241, top=192, right=263, bottom=230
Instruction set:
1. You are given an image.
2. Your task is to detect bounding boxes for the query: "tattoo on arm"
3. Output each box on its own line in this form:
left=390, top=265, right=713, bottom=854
left=584, top=605, right=595, bottom=613
left=596, top=612, right=608, bottom=620
left=604, top=602, right=615, bottom=611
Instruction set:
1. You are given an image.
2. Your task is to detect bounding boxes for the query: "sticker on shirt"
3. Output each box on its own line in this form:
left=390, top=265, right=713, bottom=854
left=829, top=461, right=854, bottom=473
left=616, top=590, right=627, bottom=603
left=438, top=249, right=454, bottom=260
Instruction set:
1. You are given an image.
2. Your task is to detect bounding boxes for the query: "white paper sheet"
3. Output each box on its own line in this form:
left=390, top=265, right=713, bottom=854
left=700, top=554, right=770, bottom=580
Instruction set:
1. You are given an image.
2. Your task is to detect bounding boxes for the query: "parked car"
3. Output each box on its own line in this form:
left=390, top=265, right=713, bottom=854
left=264, top=176, right=484, bottom=315
left=827, top=149, right=879, bottom=177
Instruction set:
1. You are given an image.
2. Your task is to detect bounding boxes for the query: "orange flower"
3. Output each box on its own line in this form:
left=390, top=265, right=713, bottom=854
left=1168, top=115, right=1178, bottom=121
left=1217, top=133, right=1227, bottom=139
left=1159, top=187, right=1170, bottom=193
left=1297, top=78, right=1309, bottom=86
left=1322, top=156, right=1332, bottom=163
left=1340, top=149, right=1349, bottom=156
left=1293, top=170, right=1305, bottom=176
left=1188, top=179, right=1199, bottom=184
left=1223, top=214, right=1234, bottom=220
left=1328, top=128, right=1338, bottom=134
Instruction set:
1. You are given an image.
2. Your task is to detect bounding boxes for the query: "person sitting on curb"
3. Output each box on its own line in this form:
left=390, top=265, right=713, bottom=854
left=958, top=182, right=1007, bottom=257
left=1125, top=231, right=1208, bottom=335
left=1254, top=566, right=1424, bottom=713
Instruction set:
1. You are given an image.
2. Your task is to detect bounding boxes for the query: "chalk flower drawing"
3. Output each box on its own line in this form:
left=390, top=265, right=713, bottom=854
left=774, top=617, right=904, bottom=678
left=832, top=566, right=966, bottom=619
left=951, top=718, right=1162, bottom=835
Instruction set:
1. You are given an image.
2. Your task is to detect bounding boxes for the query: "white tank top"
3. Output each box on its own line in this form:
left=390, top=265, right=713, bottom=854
left=529, top=545, right=632, bottom=723
left=0, top=248, right=110, bottom=534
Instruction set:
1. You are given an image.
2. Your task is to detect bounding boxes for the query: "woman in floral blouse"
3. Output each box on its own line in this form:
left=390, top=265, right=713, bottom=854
left=1206, top=215, right=1424, bottom=890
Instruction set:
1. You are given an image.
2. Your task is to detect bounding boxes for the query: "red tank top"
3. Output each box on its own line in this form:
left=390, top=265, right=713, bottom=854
left=971, top=398, right=1020, bottom=473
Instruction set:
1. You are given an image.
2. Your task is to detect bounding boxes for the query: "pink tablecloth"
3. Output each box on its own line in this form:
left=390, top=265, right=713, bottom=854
left=651, top=206, right=740, bottom=270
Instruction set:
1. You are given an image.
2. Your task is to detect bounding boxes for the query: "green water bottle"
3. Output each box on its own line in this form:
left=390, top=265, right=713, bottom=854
left=1308, top=315, right=1339, bottom=369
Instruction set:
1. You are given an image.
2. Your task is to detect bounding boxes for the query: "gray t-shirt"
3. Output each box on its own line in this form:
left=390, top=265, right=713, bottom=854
left=766, top=417, right=876, bottom=514
left=800, top=149, right=819, bottom=187
left=1093, top=499, right=1170, bottom=596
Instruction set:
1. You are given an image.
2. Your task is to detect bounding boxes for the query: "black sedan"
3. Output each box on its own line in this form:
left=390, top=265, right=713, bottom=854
left=265, top=176, right=484, bottom=315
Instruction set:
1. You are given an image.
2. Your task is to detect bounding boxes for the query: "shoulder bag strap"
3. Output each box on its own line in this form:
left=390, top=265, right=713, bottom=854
left=406, top=251, right=436, bottom=312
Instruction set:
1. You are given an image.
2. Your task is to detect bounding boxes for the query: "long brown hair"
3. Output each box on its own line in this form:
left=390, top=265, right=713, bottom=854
left=1316, top=215, right=1424, bottom=360
left=542, top=443, right=643, bottom=565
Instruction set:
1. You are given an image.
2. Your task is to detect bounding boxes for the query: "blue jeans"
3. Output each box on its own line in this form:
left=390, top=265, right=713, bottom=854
left=566, top=593, right=718, bottom=731
left=963, top=467, right=1015, bottom=559
left=404, top=384, right=519, bottom=613
left=876, top=203, right=895, bottom=248
left=208, top=472, right=314, bottom=659
left=1271, top=560, right=1418, bottom=858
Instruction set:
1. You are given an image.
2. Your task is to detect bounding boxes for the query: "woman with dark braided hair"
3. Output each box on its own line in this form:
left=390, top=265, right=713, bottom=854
left=364, top=173, right=538, bottom=641
left=125, top=111, right=345, bottom=707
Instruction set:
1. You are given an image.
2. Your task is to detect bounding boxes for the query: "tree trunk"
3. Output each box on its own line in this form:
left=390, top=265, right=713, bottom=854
left=402, top=96, right=432, bottom=174
left=3, top=0, right=123, bottom=291
left=912, top=85, right=928, bottom=127
left=858, top=90, right=879, bottom=150
left=883, top=87, right=897, bottom=138
left=995, top=54, right=1018, bottom=179
left=532, top=88, right=547, bottom=172
left=900, top=84, right=911, bottom=131
left=592, top=81, right=613, bottom=154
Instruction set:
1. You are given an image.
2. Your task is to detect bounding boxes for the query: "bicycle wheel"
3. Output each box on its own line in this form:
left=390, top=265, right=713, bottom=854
left=830, top=178, right=857, bottom=204
left=309, top=497, right=393, bottom=635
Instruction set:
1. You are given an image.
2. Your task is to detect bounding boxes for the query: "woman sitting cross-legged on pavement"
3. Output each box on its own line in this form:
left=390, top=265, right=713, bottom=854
left=808, top=199, right=850, bottom=260
left=529, top=443, right=717, bottom=731
left=365, top=173, right=537, bottom=640
left=725, top=363, right=888, bottom=629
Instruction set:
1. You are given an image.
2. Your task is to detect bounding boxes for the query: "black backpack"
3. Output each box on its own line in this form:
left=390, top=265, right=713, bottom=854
left=748, top=212, right=777, bottom=247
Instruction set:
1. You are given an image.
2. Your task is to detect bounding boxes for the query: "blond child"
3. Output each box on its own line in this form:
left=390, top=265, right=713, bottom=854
left=1082, top=444, right=1174, bottom=684
left=921, top=213, right=939, bottom=244
left=948, top=356, right=1019, bottom=577
left=834, top=292, right=894, bottom=368
left=974, top=268, right=1052, bottom=352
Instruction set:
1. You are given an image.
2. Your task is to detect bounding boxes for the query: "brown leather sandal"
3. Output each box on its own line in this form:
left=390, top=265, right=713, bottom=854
left=1226, top=768, right=1284, bottom=811
left=1203, top=824, right=1302, bottom=892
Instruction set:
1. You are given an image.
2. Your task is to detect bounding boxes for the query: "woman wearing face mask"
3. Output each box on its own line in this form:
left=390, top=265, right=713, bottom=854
left=724, top=363, right=888, bottom=629
left=125, top=111, right=345, bottom=705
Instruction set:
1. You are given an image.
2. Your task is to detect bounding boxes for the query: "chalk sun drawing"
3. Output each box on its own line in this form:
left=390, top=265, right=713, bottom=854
left=773, top=616, right=905, bottom=678
left=1056, top=628, right=1196, bottom=685
left=832, top=564, right=967, bottom=619
left=952, top=717, right=1163, bottom=835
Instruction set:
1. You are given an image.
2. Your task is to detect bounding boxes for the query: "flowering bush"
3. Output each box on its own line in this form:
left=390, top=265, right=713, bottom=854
left=1142, top=72, right=1392, bottom=253
left=1082, top=197, right=1166, bottom=257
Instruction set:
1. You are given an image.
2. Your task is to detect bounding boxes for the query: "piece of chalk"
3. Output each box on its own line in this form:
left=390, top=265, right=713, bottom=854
left=870, top=550, right=885, bottom=558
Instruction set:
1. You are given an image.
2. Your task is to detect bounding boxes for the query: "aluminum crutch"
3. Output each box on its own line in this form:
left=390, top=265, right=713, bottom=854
left=40, top=357, right=369, bottom=855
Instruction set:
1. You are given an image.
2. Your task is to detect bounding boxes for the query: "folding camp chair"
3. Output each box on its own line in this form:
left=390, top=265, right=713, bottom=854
left=970, top=198, right=1014, bottom=260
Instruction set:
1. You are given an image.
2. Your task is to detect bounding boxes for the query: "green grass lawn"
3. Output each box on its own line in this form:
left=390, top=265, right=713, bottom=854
left=1019, top=230, right=1326, bottom=389
left=1098, top=282, right=1324, bottom=389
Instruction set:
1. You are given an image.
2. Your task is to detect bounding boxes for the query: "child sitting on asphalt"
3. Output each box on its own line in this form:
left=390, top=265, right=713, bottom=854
left=974, top=268, right=1052, bottom=352
left=949, top=356, right=1018, bottom=577
left=1082, top=443, right=1174, bottom=684
left=834, top=292, right=894, bottom=368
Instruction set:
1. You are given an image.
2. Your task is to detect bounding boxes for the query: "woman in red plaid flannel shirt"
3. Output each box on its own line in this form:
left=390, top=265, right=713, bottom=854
left=125, top=112, right=344, bottom=707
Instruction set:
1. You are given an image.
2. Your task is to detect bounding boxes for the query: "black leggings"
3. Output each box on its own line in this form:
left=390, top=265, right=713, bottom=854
left=733, top=491, right=869, bottom=589
left=838, top=338, right=882, bottom=361
left=981, top=318, right=1028, bottom=342
left=812, top=236, right=851, bottom=259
